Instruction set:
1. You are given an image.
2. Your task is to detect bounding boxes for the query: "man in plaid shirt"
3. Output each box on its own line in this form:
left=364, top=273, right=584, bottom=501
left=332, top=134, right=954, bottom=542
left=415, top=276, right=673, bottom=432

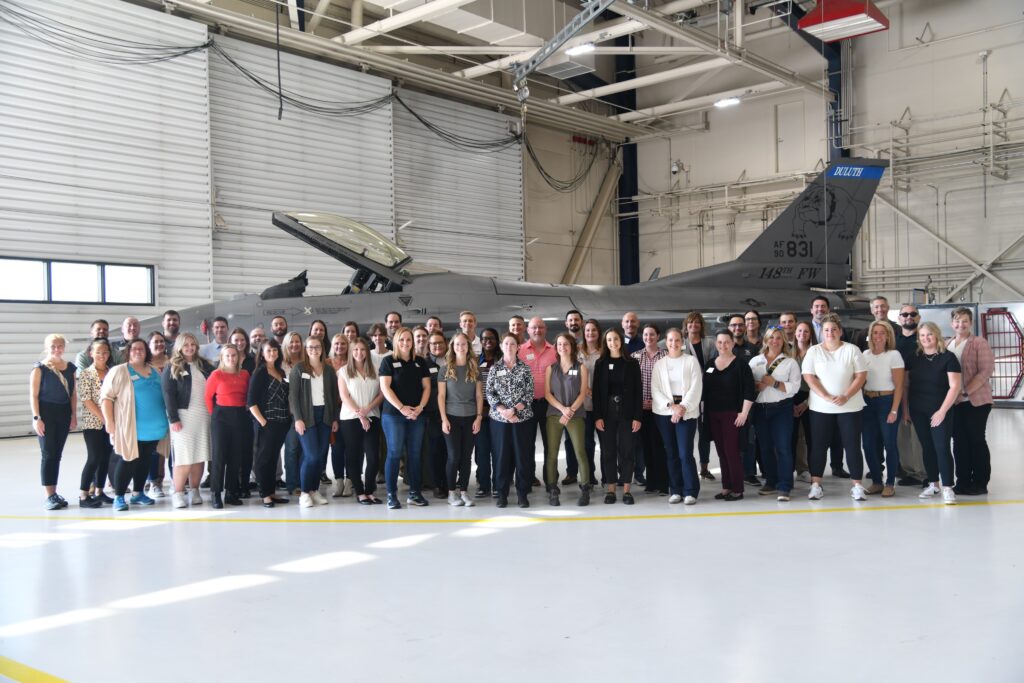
left=632, top=324, right=668, bottom=494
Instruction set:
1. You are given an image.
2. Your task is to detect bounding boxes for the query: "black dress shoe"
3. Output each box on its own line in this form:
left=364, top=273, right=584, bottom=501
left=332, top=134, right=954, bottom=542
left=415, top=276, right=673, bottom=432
left=269, top=496, right=290, bottom=504
left=714, top=492, right=727, bottom=500
left=744, top=475, right=761, bottom=486
left=518, top=495, right=530, bottom=508
left=496, top=497, right=508, bottom=508
left=604, top=492, right=616, bottom=504
left=474, top=488, right=490, bottom=499
left=578, top=487, right=590, bottom=506
left=224, top=494, right=243, bottom=506
left=622, top=492, right=635, bottom=505
left=700, top=469, right=716, bottom=481
left=724, top=492, right=744, bottom=501
left=832, top=467, right=851, bottom=479
left=275, top=479, right=287, bottom=490
left=898, top=476, right=923, bottom=487
left=200, top=475, right=212, bottom=489
left=357, top=497, right=373, bottom=505
left=262, top=500, right=275, bottom=508
left=212, top=492, right=224, bottom=509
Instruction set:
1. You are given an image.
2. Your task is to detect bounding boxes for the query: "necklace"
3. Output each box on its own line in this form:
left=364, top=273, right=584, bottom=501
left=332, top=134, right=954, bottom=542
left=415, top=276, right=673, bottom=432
left=924, top=352, right=939, bottom=361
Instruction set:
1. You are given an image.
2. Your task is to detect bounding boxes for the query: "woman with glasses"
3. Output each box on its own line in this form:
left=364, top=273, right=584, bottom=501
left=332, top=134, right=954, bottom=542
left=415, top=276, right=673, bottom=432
left=744, top=310, right=763, bottom=349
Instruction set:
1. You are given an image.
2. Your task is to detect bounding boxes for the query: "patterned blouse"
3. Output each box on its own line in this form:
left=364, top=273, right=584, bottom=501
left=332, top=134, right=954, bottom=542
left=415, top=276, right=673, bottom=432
left=485, top=358, right=534, bottom=423
left=77, top=364, right=106, bottom=430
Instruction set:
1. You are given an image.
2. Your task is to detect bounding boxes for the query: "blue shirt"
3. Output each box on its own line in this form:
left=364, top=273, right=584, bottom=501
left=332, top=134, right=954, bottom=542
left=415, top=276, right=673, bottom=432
left=130, top=366, right=168, bottom=442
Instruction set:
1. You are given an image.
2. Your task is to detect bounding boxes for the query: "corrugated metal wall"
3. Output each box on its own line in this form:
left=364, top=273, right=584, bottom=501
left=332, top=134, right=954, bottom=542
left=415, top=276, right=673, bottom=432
left=208, top=36, right=394, bottom=299
left=0, top=0, right=211, bottom=436
left=393, top=89, right=525, bottom=280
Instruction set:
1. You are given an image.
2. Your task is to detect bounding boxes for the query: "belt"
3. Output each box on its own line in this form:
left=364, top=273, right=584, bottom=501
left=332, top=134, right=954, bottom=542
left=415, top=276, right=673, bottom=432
left=864, top=390, right=894, bottom=398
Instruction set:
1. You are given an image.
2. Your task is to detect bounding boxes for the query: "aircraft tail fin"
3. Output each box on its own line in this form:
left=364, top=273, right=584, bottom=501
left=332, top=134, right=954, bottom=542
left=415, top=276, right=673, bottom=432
left=735, top=158, right=888, bottom=289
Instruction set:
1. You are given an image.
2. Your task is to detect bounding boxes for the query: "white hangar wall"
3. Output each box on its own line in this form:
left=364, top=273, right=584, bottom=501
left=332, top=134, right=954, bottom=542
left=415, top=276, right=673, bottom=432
left=633, top=0, right=1024, bottom=308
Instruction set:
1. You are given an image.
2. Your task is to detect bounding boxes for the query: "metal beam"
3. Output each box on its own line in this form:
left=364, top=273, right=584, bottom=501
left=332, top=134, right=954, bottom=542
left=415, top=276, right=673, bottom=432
left=286, top=0, right=300, bottom=30
left=941, top=232, right=1024, bottom=303
left=875, top=193, right=1024, bottom=300
left=161, top=0, right=648, bottom=140
left=332, top=0, right=476, bottom=45
left=364, top=45, right=707, bottom=56
left=609, top=1, right=833, bottom=103
left=551, top=57, right=730, bottom=105
left=305, top=0, right=333, bottom=33
left=613, top=81, right=788, bottom=122
left=563, top=160, right=621, bottom=284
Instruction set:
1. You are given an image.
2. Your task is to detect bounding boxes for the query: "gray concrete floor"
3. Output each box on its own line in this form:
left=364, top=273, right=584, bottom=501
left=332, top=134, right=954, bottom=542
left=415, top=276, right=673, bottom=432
left=1, top=409, right=1022, bottom=682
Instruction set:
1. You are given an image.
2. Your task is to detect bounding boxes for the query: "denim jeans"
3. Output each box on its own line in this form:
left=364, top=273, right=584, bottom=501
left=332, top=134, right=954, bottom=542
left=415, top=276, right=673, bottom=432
left=752, top=399, right=795, bottom=493
left=382, top=412, right=426, bottom=496
left=298, top=406, right=331, bottom=492
left=284, top=425, right=302, bottom=492
left=474, top=417, right=495, bottom=492
left=911, top=407, right=954, bottom=487
left=656, top=415, right=698, bottom=497
left=862, top=394, right=900, bottom=485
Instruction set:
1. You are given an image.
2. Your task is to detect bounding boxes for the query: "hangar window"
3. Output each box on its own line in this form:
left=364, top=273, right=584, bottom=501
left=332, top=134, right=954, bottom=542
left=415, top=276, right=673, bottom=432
left=0, top=258, right=154, bottom=306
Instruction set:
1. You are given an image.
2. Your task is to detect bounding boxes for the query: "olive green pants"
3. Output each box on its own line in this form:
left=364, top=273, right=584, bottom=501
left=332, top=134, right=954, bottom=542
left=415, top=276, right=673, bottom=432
left=544, top=415, right=588, bottom=488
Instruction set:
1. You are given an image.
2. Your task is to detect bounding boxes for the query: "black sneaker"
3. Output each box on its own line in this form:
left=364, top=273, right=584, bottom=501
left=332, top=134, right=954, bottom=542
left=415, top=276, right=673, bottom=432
left=95, top=492, right=115, bottom=505
left=604, top=492, right=616, bottom=504
left=79, top=496, right=103, bottom=509
left=407, top=492, right=429, bottom=506
left=634, top=475, right=647, bottom=486
left=45, top=494, right=62, bottom=511
left=622, top=492, right=635, bottom=505
left=496, top=497, right=508, bottom=508
left=744, top=475, right=761, bottom=487
left=897, top=476, right=922, bottom=487
left=474, top=488, right=490, bottom=499
left=387, top=494, right=401, bottom=510
left=517, top=495, right=530, bottom=508
left=275, top=479, right=288, bottom=490
left=200, top=475, right=212, bottom=489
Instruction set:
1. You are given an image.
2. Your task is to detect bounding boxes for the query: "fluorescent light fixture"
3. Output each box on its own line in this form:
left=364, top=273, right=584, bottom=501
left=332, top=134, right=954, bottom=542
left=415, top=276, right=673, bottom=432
left=714, top=97, right=741, bottom=108
left=565, top=43, right=595, bottom=57
left=797, top=0, right=890, bottom=42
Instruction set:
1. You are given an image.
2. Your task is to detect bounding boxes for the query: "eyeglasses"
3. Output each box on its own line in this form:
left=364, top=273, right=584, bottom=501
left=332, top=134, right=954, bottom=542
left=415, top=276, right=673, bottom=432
left=728, top=323, right=744, bottom=328
left=899, top=312, right=919, bottom=318
left=429, top=341, right=446, bottom=347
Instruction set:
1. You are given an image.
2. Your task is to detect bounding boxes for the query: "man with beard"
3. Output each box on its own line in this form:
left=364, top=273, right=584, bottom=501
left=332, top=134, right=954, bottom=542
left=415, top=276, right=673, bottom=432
left=271, top=315, right=288, bottom=344
left=895, top=304, right=928, bottom=486
left=564, top=309, right=584, bottom=342
left=162, top=310, right=181, bottom=346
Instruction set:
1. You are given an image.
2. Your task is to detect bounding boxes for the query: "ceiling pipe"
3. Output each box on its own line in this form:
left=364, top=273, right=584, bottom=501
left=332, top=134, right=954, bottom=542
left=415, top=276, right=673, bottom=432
left=613, top=81, right=788, bottom=122
left=551, top=57, right=730, bottom=105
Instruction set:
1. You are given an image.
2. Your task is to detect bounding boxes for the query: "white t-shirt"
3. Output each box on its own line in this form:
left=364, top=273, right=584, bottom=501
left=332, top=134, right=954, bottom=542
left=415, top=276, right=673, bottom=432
left=861, top=349, right=904, bottom=391
left=801, top=342, right=867, bottom=414
left=310, top=373, right=325, bottom=407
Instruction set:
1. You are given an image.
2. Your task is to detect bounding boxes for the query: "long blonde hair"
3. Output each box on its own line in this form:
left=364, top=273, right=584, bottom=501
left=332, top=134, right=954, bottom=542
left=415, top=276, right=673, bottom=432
left=345, top=338, right=376, bottom=380
left=916, top=322, right=948, bottom=355
left=443, top=332, right=479, bottom=382
left=169, top=332, right=209, bottom=380
left=759, top=327, right=793, bottom=358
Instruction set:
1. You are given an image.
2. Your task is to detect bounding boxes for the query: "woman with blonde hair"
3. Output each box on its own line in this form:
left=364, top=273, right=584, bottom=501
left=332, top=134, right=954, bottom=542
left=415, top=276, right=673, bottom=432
left=861, top=320, right=905, bottom=497
left=204, top=344, right=252, bottom=509
left=905, top=321, right=961, bottom=504
left=749, top=327, right=801, bottom=501
left=78, top=339, right=114, bottom=507
left=29, top=333, right=78, bottom=510
left=162, top=332, right=214, bottom=508
left=792, top=321, right=818, bottom=482
left=326, top=333, right=351, bottom=496
left=651, top=328, right=703, bottom=504
left=281, top=331, right=306, bottom=494
left=379, top=327, right=431, bottom=509
left=338, top=338, right=383, bottom=504
left=947, top=307, right=994, bottom=495
left=290, top=336, right=340, bottom=508
left=439, top=332, right=483, bottom=506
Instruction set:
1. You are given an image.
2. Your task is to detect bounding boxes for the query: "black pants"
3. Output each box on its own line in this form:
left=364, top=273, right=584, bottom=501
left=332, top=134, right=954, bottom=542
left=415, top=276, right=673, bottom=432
left=528, top=398, right=549, bottom=480
left=808, top=411, right=863, bottom=479
left=696, top=416, right=711, bottom=466
left=422, top=412, right=446, bottom=491
left=340, top=417, right=380, bottom=496
left=491, top=420, right=533, bottom=498
left=953, top=402, right=992, bottom=489
left=599, top=413, right=635, bottom=486
left=255, top=420, right=290, bottom=498
left=911, top=407, right=954, bottom=486
left=640, top=409, right=667, bottom=491
left=115, top=440, right=157, bottom=496
left=211, top=406, right=253, bottom=496
left=444, top=415, right=476, bottom=492
left=38, top=401, right=71, bottom=487
left=81, top=428, right=113, bottom=491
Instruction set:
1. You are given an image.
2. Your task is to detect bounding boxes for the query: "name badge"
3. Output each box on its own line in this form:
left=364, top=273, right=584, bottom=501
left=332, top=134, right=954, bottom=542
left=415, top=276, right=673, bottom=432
left=568, top=369, right=578, bottom=376
left=526, top=353, right=535, bottom=361
left=706, top=367, right=715, bottom=374
left=301, top=372, right=311, bottom=379
left=480, top=362, right=488, bottom=368
left=392, top=362, right=402, bottom=368
left=497, top=369, right=508, bottom=377
left=429, top=367, right=438, bottom=374
left=182, top=371, right=189, bottom=376
left=130, top=374, right=141, bottom=381
left=608, top=364, right=614, bottom=370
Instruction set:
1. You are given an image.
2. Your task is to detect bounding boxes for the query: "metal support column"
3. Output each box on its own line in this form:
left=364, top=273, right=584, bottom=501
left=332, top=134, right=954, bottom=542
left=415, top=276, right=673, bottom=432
left=614, top=35, right=639, bottom=285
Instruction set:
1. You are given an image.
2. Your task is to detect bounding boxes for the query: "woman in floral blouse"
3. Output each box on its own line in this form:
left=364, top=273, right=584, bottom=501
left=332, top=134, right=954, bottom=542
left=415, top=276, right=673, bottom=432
left=77, top=339, right=114, bottom=507
left=485, top=333, right=535, bottom=509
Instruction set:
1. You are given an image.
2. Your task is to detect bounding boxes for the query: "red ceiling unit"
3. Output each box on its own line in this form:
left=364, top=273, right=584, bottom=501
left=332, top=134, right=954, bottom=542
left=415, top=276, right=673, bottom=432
left=797, top=0, right=891, bottom=42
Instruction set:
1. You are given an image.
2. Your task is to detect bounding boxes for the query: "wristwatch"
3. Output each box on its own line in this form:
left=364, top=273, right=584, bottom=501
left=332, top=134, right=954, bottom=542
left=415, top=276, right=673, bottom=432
left=33, top=415, right=40, bottom=421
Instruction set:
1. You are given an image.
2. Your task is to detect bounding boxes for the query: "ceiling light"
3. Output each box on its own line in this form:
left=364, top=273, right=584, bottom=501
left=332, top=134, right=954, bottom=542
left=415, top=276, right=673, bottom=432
left=797, top=0, right=890, bottom=42
left=714, top=97, right=741, bottom=108
left=565, top=43, right=595, bottom=57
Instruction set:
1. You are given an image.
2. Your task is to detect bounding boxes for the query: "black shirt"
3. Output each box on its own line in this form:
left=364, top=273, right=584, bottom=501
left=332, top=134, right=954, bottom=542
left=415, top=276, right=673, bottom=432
left=895, top=331, right=918, bottom=367
left=703, top=356, right=756, bottom=413
left=907, top=350, right=961, bottom=413
left=378, top=355, right=429, bottom=416
left=691, top=340, right=706, bottom=371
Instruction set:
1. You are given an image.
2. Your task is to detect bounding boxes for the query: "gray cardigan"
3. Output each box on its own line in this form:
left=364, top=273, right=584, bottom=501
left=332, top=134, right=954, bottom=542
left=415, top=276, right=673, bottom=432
left=288, top=364, right=340, bottom=427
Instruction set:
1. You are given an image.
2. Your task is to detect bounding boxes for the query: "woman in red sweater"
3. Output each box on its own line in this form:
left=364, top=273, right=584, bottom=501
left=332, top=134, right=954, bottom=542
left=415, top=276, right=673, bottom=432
left=204, top=344, right=252, bottom=509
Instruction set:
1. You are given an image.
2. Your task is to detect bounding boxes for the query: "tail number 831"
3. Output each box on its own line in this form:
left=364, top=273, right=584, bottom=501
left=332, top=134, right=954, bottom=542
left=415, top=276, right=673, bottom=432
left=773, top=240, right=812, bottom=258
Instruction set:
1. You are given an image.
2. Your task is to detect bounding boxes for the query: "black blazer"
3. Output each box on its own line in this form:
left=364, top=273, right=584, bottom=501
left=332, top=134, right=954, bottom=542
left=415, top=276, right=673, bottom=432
left=591, top=356, right=642, bottom=422
left=246, top=365, right=291, bottom=420
left=162, top=359, right=214, bottom=423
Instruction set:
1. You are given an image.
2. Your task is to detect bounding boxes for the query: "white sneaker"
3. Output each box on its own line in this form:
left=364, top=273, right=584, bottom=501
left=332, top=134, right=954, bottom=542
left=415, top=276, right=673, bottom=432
left=668, top=494, right=682, bottom=504
left=460, top=491, right=475, bottom=507
left=342, top=478, right=354, bottom=497
left=919, top=483, right=940, bottom=498
left=172, top=492, right=188, bottom=509
left=299, top=492, right=314, bottom=508
left=448, top=492, right=463, bottom=507
left=329, top=479, right=344, bottom=497
left=683, top=496, right=697, bottom=505
left=311, top=491, right=328, bottom=505
left=797, top=471, right=812, bottom=483
left=851, top=483, right=866, bottom=501
left=777, top=493, right=790, bottom=502
left=148, top=483, right=165, bottom=498
left=808, top=483, right=824, bottom=500
left=942, top=486, right=957, bottom=505
left=189, top=489, right=203, bottom=506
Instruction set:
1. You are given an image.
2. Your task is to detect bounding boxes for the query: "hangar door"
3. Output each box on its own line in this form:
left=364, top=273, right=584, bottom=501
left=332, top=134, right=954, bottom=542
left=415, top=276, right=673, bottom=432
left=208, top=36, right=395, bottom=301
left=0, top=0, right=212, bottom=436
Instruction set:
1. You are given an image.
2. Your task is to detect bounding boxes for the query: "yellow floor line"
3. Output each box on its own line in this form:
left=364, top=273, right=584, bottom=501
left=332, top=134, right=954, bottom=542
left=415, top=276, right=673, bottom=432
left=1, top=499, right=1022, bottom=525
left=0, top=656, right=68, bottom=683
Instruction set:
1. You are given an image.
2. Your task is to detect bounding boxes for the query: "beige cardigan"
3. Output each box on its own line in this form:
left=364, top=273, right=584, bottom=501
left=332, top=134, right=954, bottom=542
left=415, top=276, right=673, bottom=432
left=100, top=364, right=141, bottom=461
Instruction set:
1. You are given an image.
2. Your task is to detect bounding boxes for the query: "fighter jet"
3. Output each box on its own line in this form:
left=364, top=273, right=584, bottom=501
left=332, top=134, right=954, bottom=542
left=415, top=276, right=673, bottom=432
left=142, top=157, right=887, bottom=336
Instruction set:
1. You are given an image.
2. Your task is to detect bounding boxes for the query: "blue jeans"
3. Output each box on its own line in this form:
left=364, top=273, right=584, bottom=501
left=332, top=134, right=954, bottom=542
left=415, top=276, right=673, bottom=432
left=752, top=399, right=795, bottom=493
left=382, top=412, right=425, bottom=496
left=298, top=407, right=330, bottom=492
left=862, top=394, right=900, bottom=485
left=474, top=417, right=495, bottom=492
left=284, top=425, right=302, bottom=492
left=656, top=415, right=699, bottom=497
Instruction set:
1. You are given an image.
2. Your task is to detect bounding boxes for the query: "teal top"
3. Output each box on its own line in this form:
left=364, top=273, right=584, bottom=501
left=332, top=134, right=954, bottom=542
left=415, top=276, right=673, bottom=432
left=130, top=366, right=168, bottom=442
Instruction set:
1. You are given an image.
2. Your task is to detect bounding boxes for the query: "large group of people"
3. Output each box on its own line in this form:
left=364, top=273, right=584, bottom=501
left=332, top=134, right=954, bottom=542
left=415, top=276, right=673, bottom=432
left=28, top=297, right=996, bottom=512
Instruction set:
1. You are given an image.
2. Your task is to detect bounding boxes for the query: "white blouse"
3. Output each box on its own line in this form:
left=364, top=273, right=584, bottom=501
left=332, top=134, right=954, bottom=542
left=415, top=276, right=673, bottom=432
left=749, top=354, right=801, bottom=404
left=339, top=372, right=381, bottom=420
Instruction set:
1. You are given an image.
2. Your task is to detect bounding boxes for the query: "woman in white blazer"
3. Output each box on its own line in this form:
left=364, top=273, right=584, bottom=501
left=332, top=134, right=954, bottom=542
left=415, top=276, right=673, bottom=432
left=651, top=328, right=704, bottom=504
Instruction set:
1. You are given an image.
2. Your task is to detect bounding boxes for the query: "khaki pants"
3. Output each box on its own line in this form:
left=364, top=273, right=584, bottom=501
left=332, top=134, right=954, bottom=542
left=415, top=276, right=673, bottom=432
left=544, top=415, right=588, bottom=488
